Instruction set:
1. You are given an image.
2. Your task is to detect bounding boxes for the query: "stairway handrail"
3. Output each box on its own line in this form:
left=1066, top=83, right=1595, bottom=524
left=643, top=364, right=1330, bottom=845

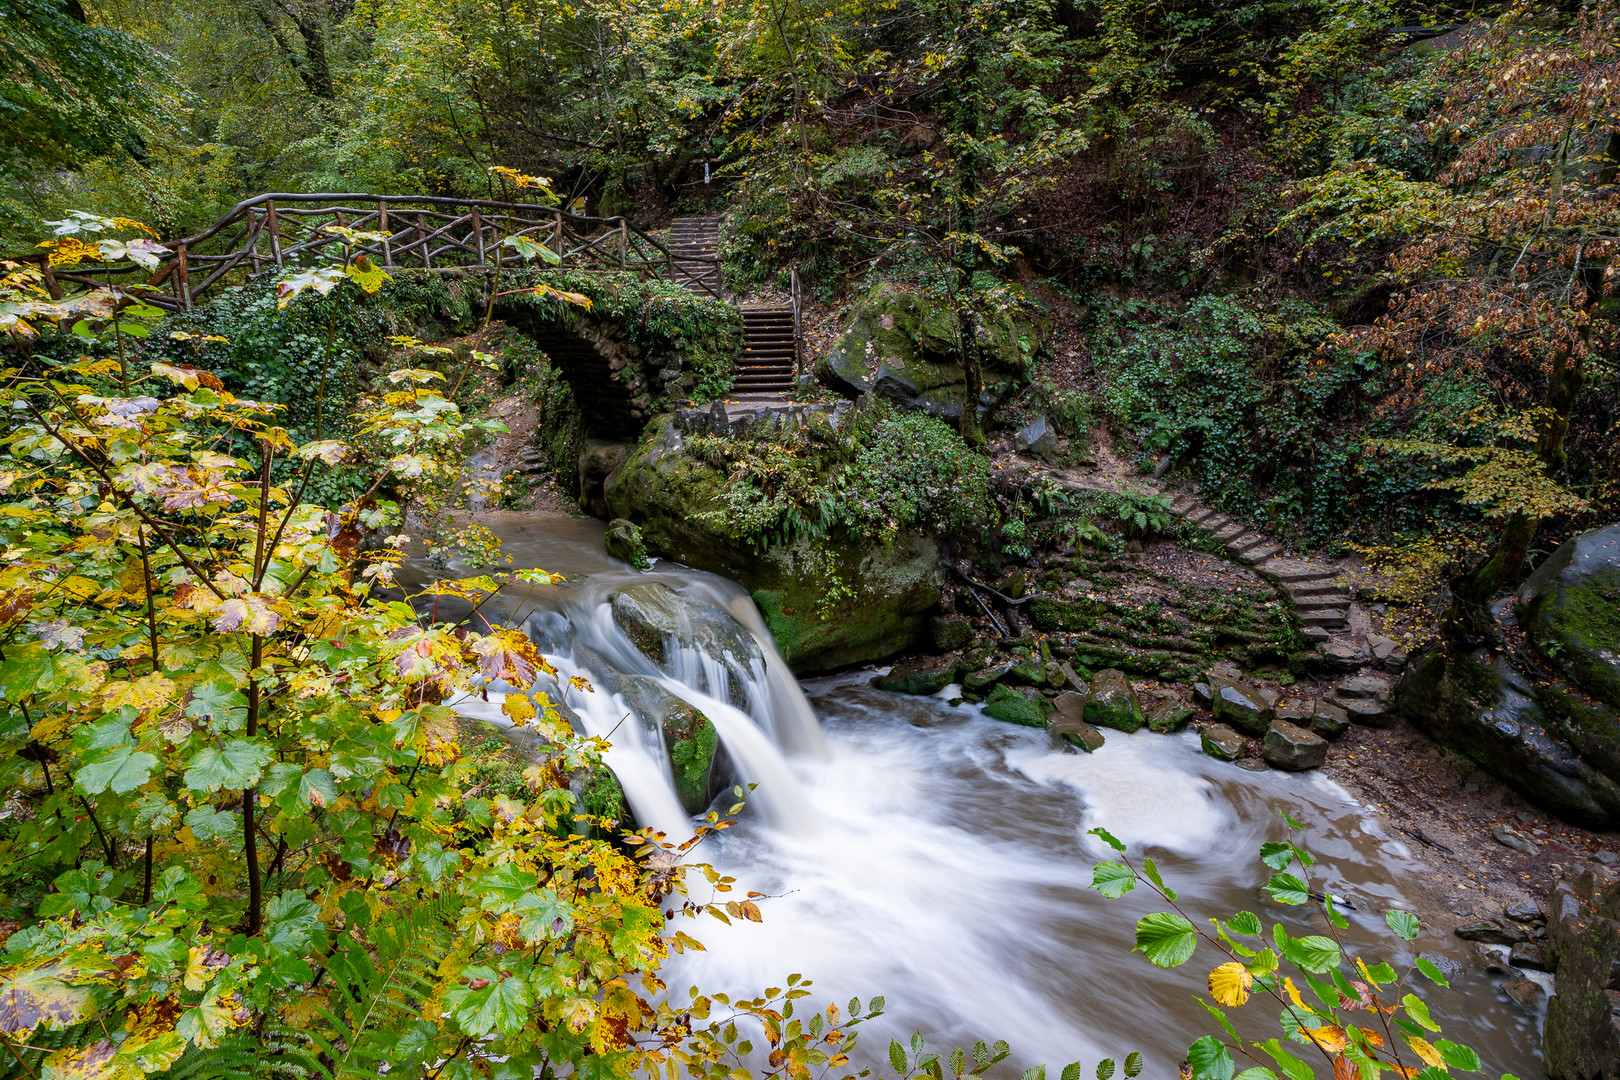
left=789, top=267, right=803, bottom=381
left=11, top=192, right=721, bottom=311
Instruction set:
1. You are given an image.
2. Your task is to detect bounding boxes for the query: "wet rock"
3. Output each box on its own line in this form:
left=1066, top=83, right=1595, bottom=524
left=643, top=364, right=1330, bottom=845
left=610, top=582, right=760, bottom=669
left=1367, top=633, right=1409, bottom=673
left=1418, top=953, right=1463, bottom=982
left=1234, top=757, right=1270, bottom=772
left=1509, top=941, right=1549, bottom=971
left=611, top=675, right=719, bottom=814
left=1053, top=693, right=1106, bottom=752
left=1201, top=724, right=1246, bottom=762
left=1598, top=850, right=1620, bottom=866
left=1263, top=720, right=1329, bottom=771
left=982, top=684, right=1049, bottom=728
left=1058, top=661, right=1089, bottom=694
left=1084, top=669, right=1145, bottom=733
left=963, top=660, right=1018, bottom=697
left=1147, top=701, right=1194, bottom=734
left=1502, top=978, right=1545, bottom=1011
left=1192, top=682, right=1213, bottom=706
left=1334, top=673, right=1393, bottom=700
left=603, top=518, right=650, bottom=569
left=1493, top=823, right=1541, bottom=855
left=1456, top=919, right=1530, bottom=945
left=1311, top=701, right=1350, bottom=739
left=1005, top=658, right=1049, bottom=686
left=927, top=615, right=973, bottom=653
left=1397, top=647, right=1620, bottom=828
left=1211, top=679, right=1274, bottom=737
left=876, top=657, right=961, bottom=696
left=1507, top=899, right=1550, bottom=923
left=1473, top=942, right=1513, bottom=975
left=1521, top=523, right=1620, bottom=710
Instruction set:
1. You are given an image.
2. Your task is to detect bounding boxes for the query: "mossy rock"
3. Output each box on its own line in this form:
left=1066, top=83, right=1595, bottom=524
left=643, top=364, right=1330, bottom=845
left=577, top=766, right=628, bottom=825
left=665, top=706, right=719, bottom=815
left=877, top=657, right=962, bottom=696
left=816, top=283, right=1042, bottom=419
left=1523, top=525, right=1620, bottom=710
left=1084, top=669, right=1144, bottom=733
left=982, top=684, right=1050, bottom=728
left=604, top=417, right=942, bottom=672
left=1027, top=597, right=1104, bottom=633
left=604, top=517, right=649, bottom=569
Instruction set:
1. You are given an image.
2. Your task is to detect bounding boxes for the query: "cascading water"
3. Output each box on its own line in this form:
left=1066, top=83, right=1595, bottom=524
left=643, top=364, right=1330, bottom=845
left=429, top=514, right=1544, bottom=1078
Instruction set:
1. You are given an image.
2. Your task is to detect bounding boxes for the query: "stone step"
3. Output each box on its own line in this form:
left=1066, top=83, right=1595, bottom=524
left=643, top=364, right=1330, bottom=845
left=1227, top=532, right=1270, bottom=556
left=1293, top=596, right=1352, bottom=611
left=1289, top=580, right=1346, bottom=598
left=1169, top=495, right=1200, bottom=515
left=1257, top=559, right=1339, bottom=583
left=1299, top=610, right=1350, bottom=627
left=1241, top=543, right=1284, bottom=565
left=1185, top=508, right=1223, bottom=528
left=1211, top=522, right=1245, bottom=542
left=1302, top=626, right=1333, bottom=642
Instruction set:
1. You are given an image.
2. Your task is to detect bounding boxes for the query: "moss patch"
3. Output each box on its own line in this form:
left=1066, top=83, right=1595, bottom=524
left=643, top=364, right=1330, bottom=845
left=982, top=684, right=1050, bottom=728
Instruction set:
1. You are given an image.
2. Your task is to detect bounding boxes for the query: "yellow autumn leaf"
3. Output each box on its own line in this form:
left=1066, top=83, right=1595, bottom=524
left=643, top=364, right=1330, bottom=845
left=1306, top=1026, right=1348, bottom=1053
left=1208, top=962, right=1253, bottom=1007
left=503, top=693, right=537, bottom=724
left=1405, top=1034, right=1445, bottom=1069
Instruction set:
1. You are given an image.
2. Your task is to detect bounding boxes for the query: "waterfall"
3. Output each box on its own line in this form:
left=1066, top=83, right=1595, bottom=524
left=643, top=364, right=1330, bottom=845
left=451, top=573, right=823, bottom=841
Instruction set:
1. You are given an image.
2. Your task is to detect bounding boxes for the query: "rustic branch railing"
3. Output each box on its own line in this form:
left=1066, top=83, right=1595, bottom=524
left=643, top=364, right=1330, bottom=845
left=24, top=192, right=722, bottom=312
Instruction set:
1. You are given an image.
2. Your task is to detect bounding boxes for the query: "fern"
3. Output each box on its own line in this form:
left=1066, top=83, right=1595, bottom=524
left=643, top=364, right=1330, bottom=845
left=304, top=893, right=464, bottom=1080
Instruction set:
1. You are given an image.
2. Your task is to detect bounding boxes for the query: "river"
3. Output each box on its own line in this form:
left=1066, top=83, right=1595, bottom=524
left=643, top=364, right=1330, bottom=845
left=437, top=513, right=1544, bottom=1078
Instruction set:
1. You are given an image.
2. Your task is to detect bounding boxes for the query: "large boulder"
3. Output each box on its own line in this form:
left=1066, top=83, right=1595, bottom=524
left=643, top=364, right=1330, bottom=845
left=982, top=684, right=1050, bottom=728
left=877, top=657, right=961, bottom=696
left=816, top=283, right=1042, bottom=419
left=597, top=672, right=721, bottom=816
left=1210, top=677, right=1274, bottom=737
left=604, top=417, right=943, bottom=671
left=1263, top=721, right=1328, bottom=771
left=1522, top=524, right=1620, bottom=710
left=1397, top=647, right=1620, bottom=828
left=1544, top=875, right=1620, bottom=1078
left=1085, top=669, right=1144, bottom=733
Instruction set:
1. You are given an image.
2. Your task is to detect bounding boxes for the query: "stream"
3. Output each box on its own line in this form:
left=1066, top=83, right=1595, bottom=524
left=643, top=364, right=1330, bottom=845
left=435, top=514, right=1543, bottom=1077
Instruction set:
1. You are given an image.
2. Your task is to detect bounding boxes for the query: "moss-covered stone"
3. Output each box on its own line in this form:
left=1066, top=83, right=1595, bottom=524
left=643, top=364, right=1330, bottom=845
left=982, top=684, right=1050, bottom=728
left=1085, top=669, right=1145, bottom=732
left=1523, top=525, right=1620, bottom=710
left=816, top=283, right=1043, bottom=419
left=876, top=657, right=962, bottom=695
left=604, top=518, right=649, bottom=569
left=579, top=766, right=628, bottom=824
left=604, top=418, right=943, bottom=671
left=1147, top=701, right=1194, bottom=733
left=1396, top=646, right=1620, bottom=827
left=1027, top=597, right=1104, bottom=633
left=665, top=706, right=718, bottom=815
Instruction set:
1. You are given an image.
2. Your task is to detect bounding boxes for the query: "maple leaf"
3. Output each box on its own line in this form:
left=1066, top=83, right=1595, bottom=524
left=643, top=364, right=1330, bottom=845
left=0, top=959, right=95, bottom=1034
left=211, top=595, right=280, bottom=635
left=471, top=629, right=541, bottom=687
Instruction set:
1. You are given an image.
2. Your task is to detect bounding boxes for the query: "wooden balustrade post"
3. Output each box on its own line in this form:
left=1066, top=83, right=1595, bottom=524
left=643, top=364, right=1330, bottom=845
left=175, top=245, right=191, bottom=310
left=418, top=213, right=432, bottom=269
left=379, top=201, right=393, bottom=266
left=619, top=219, right=628, bottom=270
left=266, top=200, right=283, bottom=266
left=554, top=211, right=564, bottom=264
left=471, top=205, right=485, bottom=265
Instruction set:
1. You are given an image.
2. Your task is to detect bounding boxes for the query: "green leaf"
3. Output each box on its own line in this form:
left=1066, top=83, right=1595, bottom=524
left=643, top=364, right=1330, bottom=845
left=1414, top=957, right=1450, bottom=987
left=183, top=739, right=273, bottom=792
left=890, top=1039, right=908, bottom=1073
left=1385, top=910, right=1421, bottom=941
left=1234, top=1071, right=1280, bottom=1080
left=1254, top=1040, right=1312, bottom=1080
left=1142, top=859, right=1177, bottom=901
left=1185, top=1036, right=1233, bottom=1080
left=1436, top=1041, right=1481, bottom=1071
left=1281, top=934, right=1340, bottom=974
left=1096, top=1060, right=1115, bottom=1080
left=1123, top=1053, right=1143, bottom=1079
left=1364, top=962, right=1398, bottom=985
left=1403, top=993, right=1439, bottom=1031
left=1266, top=873, right=1309, bottom=905
left=1089, top=827, right=1126, bottom=852
left=1022, top=1068, right=1046, bottom=1080
left=1091, top=862, right=1136, bottom=898
left=445, top=968, right=532, bottom=1037
left=1061, top=1063, right=1082, bottom=1080
left=1258, top=841, right=1294, bottom=870
left=76, top=744, right=159, bottom=794
left=1134, top=912, right=1198, bottom=968
left=1227, top=911, right=1262, bottom=936
left=1198, top=998, right=1240, bottom=1042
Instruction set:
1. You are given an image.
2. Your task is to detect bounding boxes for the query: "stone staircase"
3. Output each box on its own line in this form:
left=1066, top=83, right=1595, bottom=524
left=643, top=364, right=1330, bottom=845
left=664, top=215, right=723, bottom=297
left=734, top=305, right=799, bottom=396
left=1164, top=494, right=1353, bottom=645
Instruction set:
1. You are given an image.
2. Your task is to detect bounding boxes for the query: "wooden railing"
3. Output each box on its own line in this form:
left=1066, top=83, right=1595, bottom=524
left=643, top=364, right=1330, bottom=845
left=25, top=192, right=722, bottom=312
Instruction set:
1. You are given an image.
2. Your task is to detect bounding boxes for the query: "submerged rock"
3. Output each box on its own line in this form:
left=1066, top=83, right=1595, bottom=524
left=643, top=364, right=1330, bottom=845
left=1522, top=524, right=1620, bottom=710
left=1052, top=691, right=1105, bottom=751
left=1263, top=720, right=1328, bottom=771
left=877, top=657, right=961, bottom=696
left=610, top=675, right=721, bottom=815
left=1085, top=669, right=1144, bottom=732
left=611, top=581, right=761, bottom=671
left=982, top=684, right=1049, bottom=728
